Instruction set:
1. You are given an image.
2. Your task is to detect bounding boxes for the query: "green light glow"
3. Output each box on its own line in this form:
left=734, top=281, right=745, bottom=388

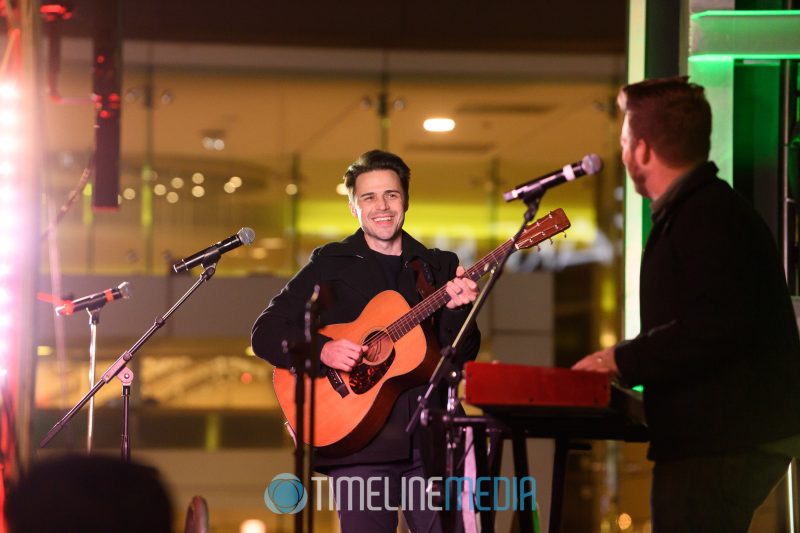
left=624, top=0, right=646, bottom=340
left=688, top=58, right=734, bottom=186
left=692, top=9, right=800, bottom=19
left=691, top=54, right=800, bottom=62
left=690, top=10, right=800, bottom=58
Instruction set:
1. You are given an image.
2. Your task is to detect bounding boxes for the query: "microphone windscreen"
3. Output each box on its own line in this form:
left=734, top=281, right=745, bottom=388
left=582, top=154, right=603, bottom=175
left=238, top=227, right=256, bottom=245
left=117, top=281, right=132, bottom=299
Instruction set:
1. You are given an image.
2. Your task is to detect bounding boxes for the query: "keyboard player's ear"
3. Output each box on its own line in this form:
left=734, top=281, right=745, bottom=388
left=572, top=347, right=619, bottom=376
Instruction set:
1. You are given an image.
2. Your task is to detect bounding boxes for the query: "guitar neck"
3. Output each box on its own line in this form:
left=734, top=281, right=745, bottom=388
left=387, top=239, right=516, bottom=340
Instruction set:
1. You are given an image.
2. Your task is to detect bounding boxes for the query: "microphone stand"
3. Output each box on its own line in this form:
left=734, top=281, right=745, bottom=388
left=40, top=259, right=221, bottom=459
left=406, top=194, right=542, bottom=532
left=86, top=306, right=103, bottom=453
left=287, top=285, right=320, bottom=533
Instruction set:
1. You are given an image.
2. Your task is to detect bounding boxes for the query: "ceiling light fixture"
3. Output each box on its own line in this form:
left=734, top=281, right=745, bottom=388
left=423, top=117, right=455, bottom=132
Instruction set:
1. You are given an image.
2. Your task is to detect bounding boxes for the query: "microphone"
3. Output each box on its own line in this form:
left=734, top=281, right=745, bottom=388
left=172, top=227, right=256, bottom=273
left=56, top=282, right=131, bottom=316
left=503, top=154, right=603, bottom=202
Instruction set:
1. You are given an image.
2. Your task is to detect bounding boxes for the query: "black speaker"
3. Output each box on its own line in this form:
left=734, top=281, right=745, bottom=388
left=92, top=1, right=122, bottom=210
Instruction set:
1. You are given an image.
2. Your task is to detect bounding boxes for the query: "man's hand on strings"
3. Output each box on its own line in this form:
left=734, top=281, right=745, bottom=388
left=321, top=339, right=367, bottom=372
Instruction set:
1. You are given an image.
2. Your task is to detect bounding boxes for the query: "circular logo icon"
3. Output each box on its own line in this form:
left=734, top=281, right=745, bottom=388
left=264, top=473, right=307, bottom=514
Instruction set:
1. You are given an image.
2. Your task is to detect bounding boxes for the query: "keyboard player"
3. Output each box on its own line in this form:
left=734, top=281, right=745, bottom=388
left=573, top=77, right=800, bottom=532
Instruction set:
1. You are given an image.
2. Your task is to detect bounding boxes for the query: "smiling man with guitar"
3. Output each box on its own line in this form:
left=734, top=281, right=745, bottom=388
left=252, top=149, right=481, bottom=532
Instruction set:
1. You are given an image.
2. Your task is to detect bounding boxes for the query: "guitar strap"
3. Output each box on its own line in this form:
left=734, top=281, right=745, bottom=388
left=408, top=258, right=436, bottom=300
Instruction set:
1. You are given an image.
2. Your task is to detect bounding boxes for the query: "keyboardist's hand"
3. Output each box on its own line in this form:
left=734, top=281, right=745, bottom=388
left=572, top=346, right=620, bottom=376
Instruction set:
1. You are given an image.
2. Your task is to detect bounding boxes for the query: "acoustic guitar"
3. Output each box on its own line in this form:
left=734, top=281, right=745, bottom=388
left=273, top=208, right=570, bottom=456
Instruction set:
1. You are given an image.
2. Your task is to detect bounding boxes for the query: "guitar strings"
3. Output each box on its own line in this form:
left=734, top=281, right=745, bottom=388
left=358, top=232, right=540, bottom=364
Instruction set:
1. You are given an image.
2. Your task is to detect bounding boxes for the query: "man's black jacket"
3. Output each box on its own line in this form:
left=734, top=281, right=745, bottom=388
left=615, top=162, right=800, bottom=461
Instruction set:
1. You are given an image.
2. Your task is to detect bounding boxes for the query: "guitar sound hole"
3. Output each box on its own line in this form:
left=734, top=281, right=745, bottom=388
left=349, top=330, right=395, bottom=394
left=362, top=330, right=392, bottom=365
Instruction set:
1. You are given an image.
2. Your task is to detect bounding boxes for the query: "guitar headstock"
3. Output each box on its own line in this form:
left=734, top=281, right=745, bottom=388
left=515, top=208, right=571, bottom=250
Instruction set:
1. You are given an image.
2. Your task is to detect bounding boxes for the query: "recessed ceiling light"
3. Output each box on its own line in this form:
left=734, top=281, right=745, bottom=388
left=423, top=117, right=455, bottom=132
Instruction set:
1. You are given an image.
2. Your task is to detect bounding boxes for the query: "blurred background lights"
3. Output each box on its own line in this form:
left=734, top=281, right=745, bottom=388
left=0, top=210, right=16, bottom=226
left=191, top=185, right=205, bottom=198
left=0, top=78, right=21, bottom=445
left=239, top=519, right=266, bottom=533
left=250, top=247, right=267, bottom=260
left=0, top=136, right=19, bottom=152
left=600, top=330, right=618, bottom=348
left=229, top=176, right=242, bottom=188
left=336, top=183, right=348, bottom=196
left=171, top=176, right=184, bottom=189
left=166, top=191, right=179, bottom=203
left=122, top=188, right=136, bottom=200
left=0, top=110, right=17, bottom=125
left=223, top=182, right=236, bottom=194
left=201, top=133, right=226, bottom=151
left=37, top=345, right=53, bottom=357
left=423, top=117, right=455, bottom=132
left=0, top=83, right=19, bottom=100
left=0, top=184, right=16, bottom=201
left=285, top=183, right=298, bottom=196
left=153, top=183, right=167, bottom=196
left=192, top=172, right=205, bottom=184
left=617, top=512, right=633, bottom=530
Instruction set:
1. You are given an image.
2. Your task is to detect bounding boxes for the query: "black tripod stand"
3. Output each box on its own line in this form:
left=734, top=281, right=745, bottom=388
left=408, top=195, right=545, bottom=532
left=40, top=262, right=220, bottom=459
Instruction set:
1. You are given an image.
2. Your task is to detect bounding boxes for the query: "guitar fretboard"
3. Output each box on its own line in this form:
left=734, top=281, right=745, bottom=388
left=387, top=238, right=516, bottom=340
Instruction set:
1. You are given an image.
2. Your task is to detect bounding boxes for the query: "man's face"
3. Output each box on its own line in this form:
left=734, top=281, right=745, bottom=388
left=349, top=169, right=407, bottom=250
left=621, top=114, right=649, bottom=198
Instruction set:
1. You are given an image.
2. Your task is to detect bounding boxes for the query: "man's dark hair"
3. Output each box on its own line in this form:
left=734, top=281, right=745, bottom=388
left=343, top=149, right=410, bottom=205
left=5, top=454, right=173, bottom=533
left=618, top=76, right=712, bottom=167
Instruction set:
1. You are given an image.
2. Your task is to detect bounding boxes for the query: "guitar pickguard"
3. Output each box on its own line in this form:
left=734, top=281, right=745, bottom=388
left=349, top=329, right=395, bottom=394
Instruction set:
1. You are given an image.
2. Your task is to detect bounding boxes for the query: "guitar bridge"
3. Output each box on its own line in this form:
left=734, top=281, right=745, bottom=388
left=326, top=368, right=349, bottom=398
